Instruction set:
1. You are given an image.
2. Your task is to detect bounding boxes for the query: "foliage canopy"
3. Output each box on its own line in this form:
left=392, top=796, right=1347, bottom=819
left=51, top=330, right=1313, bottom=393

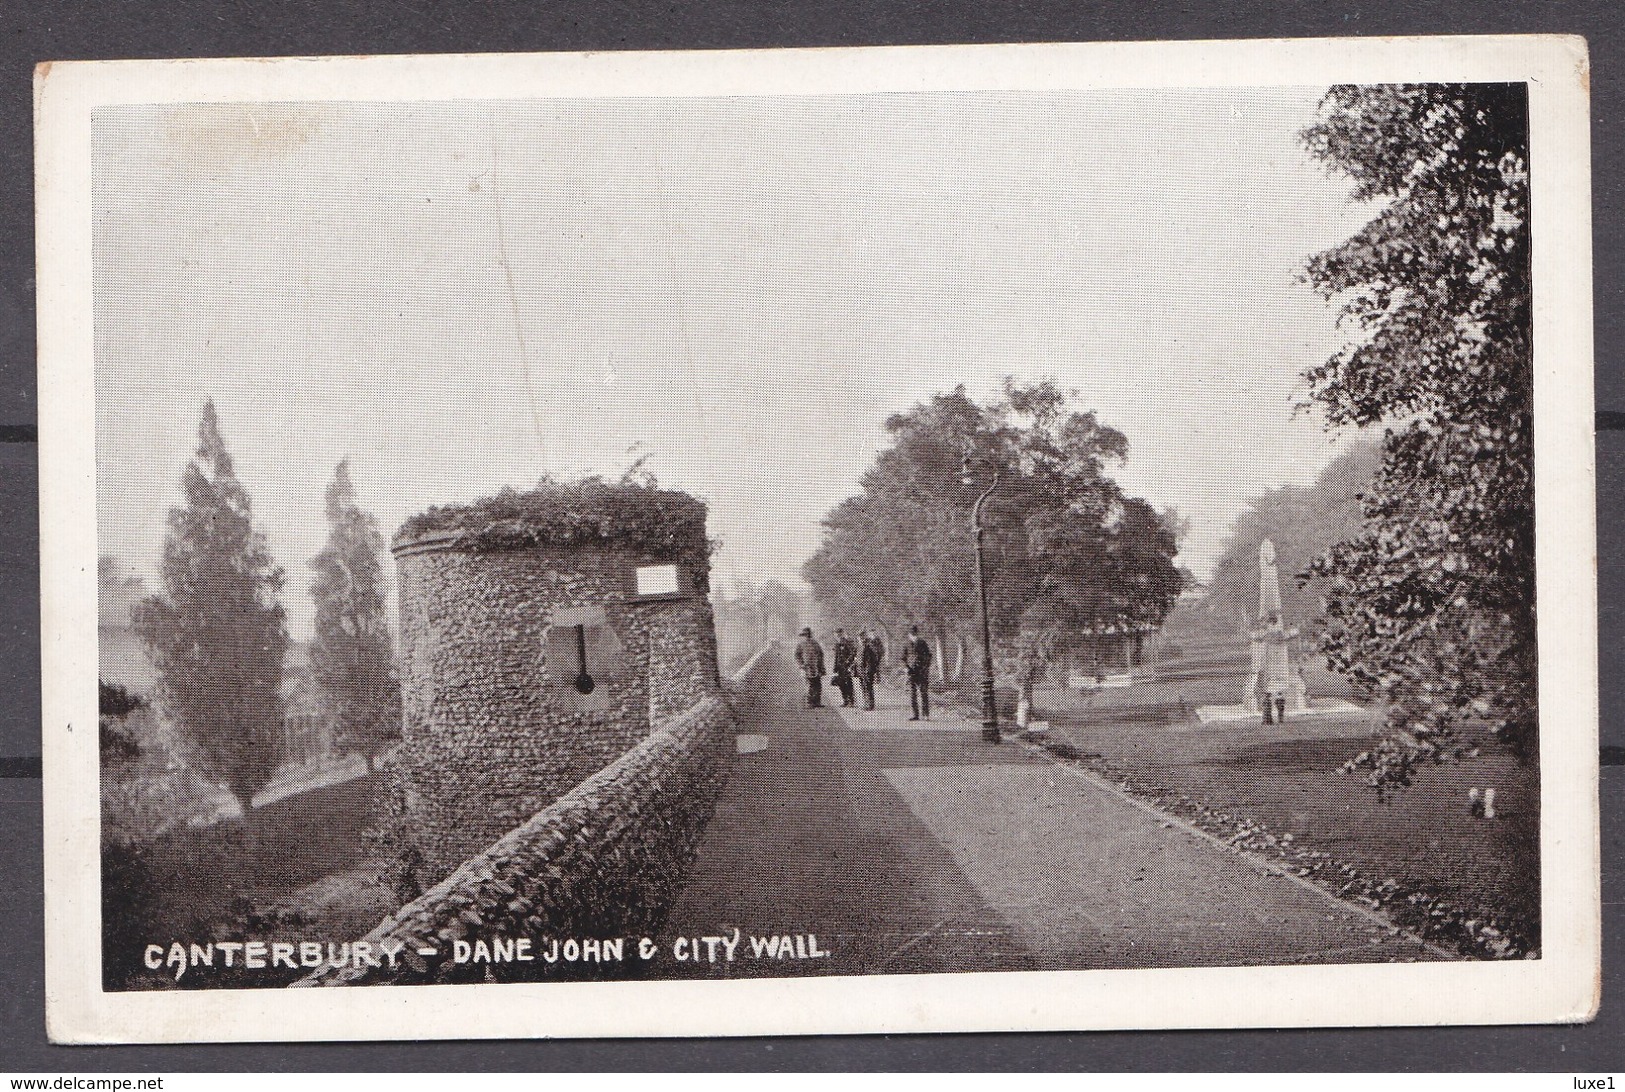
left=400, top=478, right=712, bottom=569
left=1300, top=84, right=1535, bottom=791
left=804, top=379, right=1182, bottom=668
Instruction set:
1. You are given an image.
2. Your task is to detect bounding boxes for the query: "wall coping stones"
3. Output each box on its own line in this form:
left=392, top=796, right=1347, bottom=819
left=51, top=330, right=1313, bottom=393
left=389, top=529, right=472, bottom=559
left=729, top=641, right=781, bottom=685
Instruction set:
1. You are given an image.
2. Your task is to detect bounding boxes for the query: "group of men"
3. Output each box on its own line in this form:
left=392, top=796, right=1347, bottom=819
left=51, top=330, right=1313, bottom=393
left=793, top=624, right=936, bottom=721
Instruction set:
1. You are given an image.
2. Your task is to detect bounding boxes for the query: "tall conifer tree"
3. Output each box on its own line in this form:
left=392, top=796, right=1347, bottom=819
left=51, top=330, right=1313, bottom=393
left=309, top=458, right=399, bottom=771
left=134, top=401, right=287, bottom=815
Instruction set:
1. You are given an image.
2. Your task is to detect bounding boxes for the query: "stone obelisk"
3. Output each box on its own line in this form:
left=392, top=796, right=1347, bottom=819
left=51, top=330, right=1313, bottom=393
left=1257, top=538, right=1282, bottom=619
left=1243, top=539, right=1308, bottom=717
left=1242, top=541, right=1271, bottom=713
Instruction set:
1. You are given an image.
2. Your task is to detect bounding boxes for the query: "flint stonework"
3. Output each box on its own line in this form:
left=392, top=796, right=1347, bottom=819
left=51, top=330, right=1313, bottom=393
left=390, top=495, right=722, bottom=879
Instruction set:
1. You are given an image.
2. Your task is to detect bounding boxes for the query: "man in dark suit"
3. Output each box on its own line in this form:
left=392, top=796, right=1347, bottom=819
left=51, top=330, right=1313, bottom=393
left=857, top=630, right=883, bottom=711
left=903, top=624, right=933, bottom=721
left=794, top=627, right=825, bottom=708
left=831, top=627, right=858, bottom=707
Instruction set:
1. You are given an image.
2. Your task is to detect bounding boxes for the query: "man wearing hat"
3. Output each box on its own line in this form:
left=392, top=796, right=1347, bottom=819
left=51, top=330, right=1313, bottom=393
left=794, top=627, right=826, bottom=709
left=831, top=627, right=858, bottom=708
left=903, top=623, right=934, bottom=721
left=857, top=629, right=884, bottom=711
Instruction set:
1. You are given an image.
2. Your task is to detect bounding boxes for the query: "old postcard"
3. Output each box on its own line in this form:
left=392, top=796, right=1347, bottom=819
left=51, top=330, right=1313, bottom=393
left=37, top=36, right=1598, bottom=1042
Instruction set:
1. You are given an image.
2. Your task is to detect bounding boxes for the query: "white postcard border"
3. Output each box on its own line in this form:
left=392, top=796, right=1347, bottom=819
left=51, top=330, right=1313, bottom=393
left=37, top=34, right=1599, bottom=1043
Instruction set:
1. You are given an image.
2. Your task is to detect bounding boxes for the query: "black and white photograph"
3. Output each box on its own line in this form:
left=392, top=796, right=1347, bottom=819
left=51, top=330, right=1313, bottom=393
left=36, top=37, right=1598, bottom=1041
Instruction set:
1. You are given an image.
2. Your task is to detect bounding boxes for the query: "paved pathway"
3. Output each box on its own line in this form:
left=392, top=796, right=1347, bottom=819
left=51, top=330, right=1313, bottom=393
left=664, top=655, right=1043, bottom=978
left=663, top=652, right=1443, bottom=977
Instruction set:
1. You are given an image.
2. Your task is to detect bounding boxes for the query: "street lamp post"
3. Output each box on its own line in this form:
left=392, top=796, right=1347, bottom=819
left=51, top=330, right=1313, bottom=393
left=963, top=454, right=1001, bottom=743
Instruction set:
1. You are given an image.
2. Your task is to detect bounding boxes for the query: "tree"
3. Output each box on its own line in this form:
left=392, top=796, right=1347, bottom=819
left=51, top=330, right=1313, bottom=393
left=1022, top=494, right=1184, bottom=676
left=805, top=379, right=1181, bottom=693
left=98, top=680, right=143, bottom=763
left=804, top=386, right=989, bottom=639
left=310, top=458, right=400, bottom=772
left=1300, top=85, right=1534, bottom=793
left=133, top=401, right=287, bottom=815
left=99, top=678, right=157, bottom=990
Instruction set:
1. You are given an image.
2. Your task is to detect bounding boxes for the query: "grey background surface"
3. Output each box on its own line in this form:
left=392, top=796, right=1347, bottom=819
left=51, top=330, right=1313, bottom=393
left=1, top=0, right=1618, bottom=1071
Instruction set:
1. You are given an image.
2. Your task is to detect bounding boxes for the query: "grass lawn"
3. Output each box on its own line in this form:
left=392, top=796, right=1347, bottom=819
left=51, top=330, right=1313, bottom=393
left=957, top=631, right=1541, bottom=954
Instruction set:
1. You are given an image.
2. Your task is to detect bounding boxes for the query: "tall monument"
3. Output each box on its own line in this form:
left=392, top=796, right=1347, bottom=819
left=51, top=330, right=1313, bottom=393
left=1243, top=539, right=1309, bottom=720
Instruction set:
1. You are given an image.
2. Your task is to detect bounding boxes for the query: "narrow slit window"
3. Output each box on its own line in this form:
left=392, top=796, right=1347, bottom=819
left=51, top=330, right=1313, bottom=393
left=544, top=605, right=627, bottom=712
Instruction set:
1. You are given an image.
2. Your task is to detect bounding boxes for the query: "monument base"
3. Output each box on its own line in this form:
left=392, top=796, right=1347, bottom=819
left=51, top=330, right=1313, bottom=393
left=1068, top=672, right=1134, bottom=690
left=1193, top=698, right=1364, bottom=725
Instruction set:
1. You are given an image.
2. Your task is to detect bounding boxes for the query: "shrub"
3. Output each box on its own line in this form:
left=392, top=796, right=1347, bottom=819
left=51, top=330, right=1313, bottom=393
left=399, top=479, right=713, bottom=567
left=101, top=835, right=161, bottom=991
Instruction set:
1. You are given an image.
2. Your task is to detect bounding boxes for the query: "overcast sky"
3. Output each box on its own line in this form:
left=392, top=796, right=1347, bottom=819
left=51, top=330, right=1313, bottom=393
left=94, top=88, right=1372, bottom=637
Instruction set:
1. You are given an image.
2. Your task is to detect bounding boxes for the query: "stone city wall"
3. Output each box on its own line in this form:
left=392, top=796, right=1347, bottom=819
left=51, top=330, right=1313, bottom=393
left=299, top=694, right=735, bottom=987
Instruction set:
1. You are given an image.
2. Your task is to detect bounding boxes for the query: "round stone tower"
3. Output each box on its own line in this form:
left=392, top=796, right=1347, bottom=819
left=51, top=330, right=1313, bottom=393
left=390, top=482, right=719, bottom=876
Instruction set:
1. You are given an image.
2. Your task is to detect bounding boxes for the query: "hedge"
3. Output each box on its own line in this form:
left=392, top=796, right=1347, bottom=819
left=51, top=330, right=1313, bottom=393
left=396, top=480, right=713, bottom=562
left=295, top=694, right=735, bottom=987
